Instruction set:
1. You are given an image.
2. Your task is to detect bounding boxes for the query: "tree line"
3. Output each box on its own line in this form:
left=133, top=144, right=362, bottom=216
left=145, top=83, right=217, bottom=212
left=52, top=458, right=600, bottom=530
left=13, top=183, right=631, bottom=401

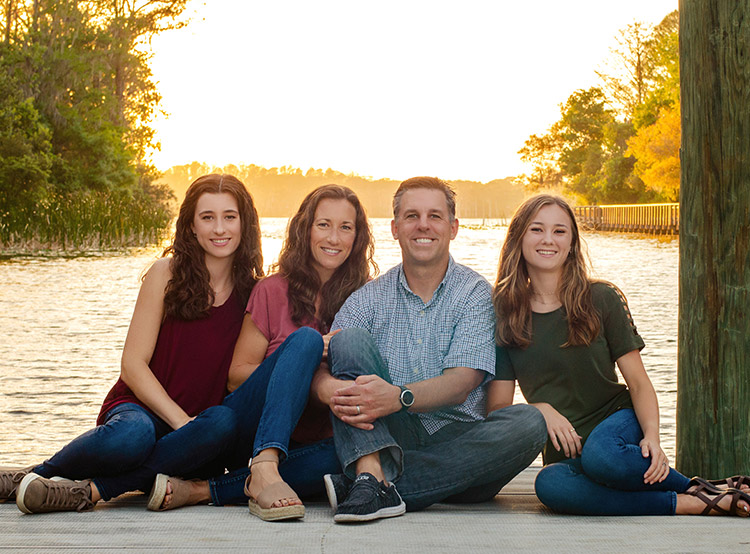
left=0, top=1, right=185, bottom=250
left=156, top=162, right=525, bottom=220
left=518, top=11, right=679, bottom=204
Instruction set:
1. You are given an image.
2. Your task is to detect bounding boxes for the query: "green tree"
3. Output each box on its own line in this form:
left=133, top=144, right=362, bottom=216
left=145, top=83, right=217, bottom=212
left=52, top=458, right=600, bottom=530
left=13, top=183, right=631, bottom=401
left=518, top=11, right=680, bottom=204
left=0, top=0, right=185, bottom=250
left=0, top=62, right=54, bottom=212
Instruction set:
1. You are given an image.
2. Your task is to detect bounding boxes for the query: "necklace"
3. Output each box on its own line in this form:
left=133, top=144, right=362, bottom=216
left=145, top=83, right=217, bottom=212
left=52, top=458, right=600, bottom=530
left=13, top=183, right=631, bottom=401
left=531, top=289, right=560, bottom=306
left=211, top=282, right=233, bottom=297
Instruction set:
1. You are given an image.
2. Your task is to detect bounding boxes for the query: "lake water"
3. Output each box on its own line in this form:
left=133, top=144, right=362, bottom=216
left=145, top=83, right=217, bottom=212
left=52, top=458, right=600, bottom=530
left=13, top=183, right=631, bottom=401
left=0, top=219, right=678, bottom=466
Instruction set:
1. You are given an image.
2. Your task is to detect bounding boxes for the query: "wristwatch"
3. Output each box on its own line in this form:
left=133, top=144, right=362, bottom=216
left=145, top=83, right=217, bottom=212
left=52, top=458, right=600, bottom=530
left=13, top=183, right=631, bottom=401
left=399, top=385, right=415, bottom=412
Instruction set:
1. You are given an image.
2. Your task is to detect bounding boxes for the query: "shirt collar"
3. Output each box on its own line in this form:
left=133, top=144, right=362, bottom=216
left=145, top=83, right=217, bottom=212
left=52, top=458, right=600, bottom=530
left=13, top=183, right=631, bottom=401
left=397, top=255, right=455, bottom=306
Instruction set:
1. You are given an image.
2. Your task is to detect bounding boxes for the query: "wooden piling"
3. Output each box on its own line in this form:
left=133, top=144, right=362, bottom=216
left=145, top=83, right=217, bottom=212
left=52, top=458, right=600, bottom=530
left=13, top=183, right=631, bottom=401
left=676, top=0, right=750, bottom=478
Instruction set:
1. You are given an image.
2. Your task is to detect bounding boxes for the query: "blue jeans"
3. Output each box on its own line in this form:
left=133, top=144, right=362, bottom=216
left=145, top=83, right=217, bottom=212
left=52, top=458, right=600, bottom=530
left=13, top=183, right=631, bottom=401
left=219, top=326, right=324, bottom=469
left=209, top=438, right=341, bottom=505
left=328, top=328, right=548, bottom=512
left=534, top=408, right=692, bottom=515
left=35, top=402, right=238, bottom=501
left=204, top=326, right=331, bottom=504
left=34, top=327, right=323, bottom=501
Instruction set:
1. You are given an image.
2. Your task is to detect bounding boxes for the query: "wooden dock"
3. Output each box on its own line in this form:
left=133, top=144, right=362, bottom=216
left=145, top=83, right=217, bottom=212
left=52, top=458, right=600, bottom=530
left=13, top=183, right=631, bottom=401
left=2, top=466, right=748, bottom=553
left=574, top=203, right=679, bottom=235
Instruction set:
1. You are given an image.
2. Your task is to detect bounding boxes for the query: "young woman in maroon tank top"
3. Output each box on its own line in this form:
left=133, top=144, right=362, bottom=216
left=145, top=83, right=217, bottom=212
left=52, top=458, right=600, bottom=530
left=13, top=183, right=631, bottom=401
left=149, top=184, right=377, bottom=521
left=6, top=174, right=264, bottom=514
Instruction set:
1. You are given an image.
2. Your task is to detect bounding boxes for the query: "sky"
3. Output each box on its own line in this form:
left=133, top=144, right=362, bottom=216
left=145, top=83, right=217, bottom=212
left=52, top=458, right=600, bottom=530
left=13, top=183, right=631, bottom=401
left=147, top=0, right=678, bottom=183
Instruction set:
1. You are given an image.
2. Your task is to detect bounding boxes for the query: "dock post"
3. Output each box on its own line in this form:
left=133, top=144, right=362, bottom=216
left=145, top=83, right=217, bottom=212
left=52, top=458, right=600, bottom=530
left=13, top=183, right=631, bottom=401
left=676, top=1, right=750, bottom=477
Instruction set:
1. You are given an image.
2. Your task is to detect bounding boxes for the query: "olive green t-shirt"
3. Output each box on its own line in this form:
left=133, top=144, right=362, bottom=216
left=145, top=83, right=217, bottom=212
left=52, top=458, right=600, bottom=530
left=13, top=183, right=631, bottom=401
left=495, top=282, right=645, bottom=464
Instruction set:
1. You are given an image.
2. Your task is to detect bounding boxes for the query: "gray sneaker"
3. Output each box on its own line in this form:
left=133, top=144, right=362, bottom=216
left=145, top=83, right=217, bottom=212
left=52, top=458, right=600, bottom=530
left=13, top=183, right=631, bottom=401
left=0, top=466, right=35, bottom=502
left=333, top=472, right=405, bottom=523
left=324, top=473, right=353, bottom=511
left=16, top=473, right=95, bottom=514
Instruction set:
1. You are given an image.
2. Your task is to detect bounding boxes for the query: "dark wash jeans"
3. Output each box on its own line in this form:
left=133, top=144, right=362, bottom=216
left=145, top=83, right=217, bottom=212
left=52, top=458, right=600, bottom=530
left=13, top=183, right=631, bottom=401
left=35, top=402, right=237, bottom=501
left=534, top=408, right=692, bottom=515
left=208, top=438, right=341, bottom=505
left=208, top=326, right=340, bottom=504
left=35, top=326, right=325, bottom=501
left=328, top=328, right=547, bottom=512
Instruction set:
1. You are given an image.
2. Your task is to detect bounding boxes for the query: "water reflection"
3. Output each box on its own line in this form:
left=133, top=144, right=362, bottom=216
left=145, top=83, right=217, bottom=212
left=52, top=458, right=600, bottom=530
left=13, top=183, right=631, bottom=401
left=0, top=220, right=678, bottom=465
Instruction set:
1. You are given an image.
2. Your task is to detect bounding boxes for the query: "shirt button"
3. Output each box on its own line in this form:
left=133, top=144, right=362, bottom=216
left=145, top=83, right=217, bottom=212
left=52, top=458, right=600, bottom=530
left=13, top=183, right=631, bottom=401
left=419, top=310, right=425, bottom=316
left=413, top=368, right=419, bottom=374
left=417, top=338, right=422, bottom=344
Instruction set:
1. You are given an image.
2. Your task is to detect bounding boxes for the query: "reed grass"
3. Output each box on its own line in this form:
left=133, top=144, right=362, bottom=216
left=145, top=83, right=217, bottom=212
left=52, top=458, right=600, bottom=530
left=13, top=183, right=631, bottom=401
left=0, top=189, right=175, bottom=254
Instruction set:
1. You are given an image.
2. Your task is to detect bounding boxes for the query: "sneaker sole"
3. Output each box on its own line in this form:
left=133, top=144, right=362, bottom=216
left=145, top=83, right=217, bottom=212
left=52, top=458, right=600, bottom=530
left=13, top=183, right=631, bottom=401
left=323, top=474, right=338, bottom=511
left=16, top=474, right=69, bottom=514
left=333, top=501, right=406, bottom=522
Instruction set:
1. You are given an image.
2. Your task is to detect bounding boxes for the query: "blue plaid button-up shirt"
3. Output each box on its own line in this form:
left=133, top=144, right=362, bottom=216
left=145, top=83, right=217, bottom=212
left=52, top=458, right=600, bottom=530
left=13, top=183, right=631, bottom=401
left=332, top=256, right=496, bottom=434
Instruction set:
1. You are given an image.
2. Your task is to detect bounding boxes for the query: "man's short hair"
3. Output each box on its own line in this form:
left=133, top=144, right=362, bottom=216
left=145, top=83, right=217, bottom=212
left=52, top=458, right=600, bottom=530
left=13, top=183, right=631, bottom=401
left=392, top=176, right=457, bottom=220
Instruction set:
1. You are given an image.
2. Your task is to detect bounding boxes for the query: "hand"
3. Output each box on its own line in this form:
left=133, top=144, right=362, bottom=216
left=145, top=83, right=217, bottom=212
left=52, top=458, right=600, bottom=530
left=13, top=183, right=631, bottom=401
left=174, top=415, right=196, bottom=430
left=640, top=437, right=669, bottom=484
left=331, top=374, right=400, bottom=430
left=533, top=403, right=583, bottom=459
left=321, top=329, right=341, bottom=361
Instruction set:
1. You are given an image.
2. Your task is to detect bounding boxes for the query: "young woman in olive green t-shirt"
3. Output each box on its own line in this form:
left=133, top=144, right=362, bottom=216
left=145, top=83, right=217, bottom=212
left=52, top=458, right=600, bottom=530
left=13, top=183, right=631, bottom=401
left=487, top=194, right=748, bottom=517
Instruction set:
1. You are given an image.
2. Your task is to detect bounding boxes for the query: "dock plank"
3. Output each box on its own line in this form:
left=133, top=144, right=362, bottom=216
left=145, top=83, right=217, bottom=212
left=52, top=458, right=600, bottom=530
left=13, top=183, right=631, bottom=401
left=2, top=467, right=747, bottom=553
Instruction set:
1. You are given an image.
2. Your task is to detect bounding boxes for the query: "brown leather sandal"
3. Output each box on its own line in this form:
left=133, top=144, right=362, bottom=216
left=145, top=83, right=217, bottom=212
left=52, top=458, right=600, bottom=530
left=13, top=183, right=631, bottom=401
left=687, top=478, right=750, bottom=517
left=245, top=452, right=304, bottom=521
left=705, top=475, right=750, bottom=490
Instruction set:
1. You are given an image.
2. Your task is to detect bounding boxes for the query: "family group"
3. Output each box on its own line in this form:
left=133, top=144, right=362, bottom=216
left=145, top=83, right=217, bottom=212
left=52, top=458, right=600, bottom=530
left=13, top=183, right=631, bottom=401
left=2, top=175, right=748, bottom=522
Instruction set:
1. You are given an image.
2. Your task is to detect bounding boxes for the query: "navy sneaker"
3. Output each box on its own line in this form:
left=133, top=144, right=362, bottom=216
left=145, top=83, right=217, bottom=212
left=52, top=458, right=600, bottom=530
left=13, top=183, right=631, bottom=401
left=324, top=473, right=353, bottom=511
left=333, top=472, right=405, bottom=523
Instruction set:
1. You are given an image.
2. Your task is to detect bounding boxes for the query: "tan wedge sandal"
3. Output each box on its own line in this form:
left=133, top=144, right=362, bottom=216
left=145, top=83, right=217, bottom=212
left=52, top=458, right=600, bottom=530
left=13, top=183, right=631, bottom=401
left=147, top=474, right=199, bottom=512
left=245, top=452, right=304, bottom=521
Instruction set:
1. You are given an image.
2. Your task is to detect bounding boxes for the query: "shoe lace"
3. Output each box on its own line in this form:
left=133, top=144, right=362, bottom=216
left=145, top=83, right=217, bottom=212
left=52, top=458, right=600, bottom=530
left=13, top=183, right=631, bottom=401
left=44, top=480, right=95, bottom=512
left=0, top=469, right=26, bottom=497
left=344, top=476, right=379, bottom=503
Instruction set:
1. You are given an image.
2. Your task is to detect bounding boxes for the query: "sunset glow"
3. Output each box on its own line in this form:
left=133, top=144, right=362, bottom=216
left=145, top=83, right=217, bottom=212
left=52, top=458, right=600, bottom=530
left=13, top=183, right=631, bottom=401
left=148, top=0, right=678, bottom=182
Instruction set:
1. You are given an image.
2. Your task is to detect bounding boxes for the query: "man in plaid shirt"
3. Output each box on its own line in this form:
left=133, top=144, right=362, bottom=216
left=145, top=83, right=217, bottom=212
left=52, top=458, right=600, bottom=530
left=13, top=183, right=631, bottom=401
left=315, top=176, right=546, bottom=522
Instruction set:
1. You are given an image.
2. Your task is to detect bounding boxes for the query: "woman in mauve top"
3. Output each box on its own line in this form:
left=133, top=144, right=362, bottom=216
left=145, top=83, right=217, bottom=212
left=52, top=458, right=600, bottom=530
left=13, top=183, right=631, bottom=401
left=7, top=174, right=264, bottom=514
left=488, top=194, right=749, bottom=517
left=150, top=184, right=377, bottom=521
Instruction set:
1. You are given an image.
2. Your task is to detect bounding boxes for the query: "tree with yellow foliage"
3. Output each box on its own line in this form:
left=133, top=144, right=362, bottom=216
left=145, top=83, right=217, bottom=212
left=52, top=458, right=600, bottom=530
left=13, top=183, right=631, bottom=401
left=626, top=106, right=680, bottom=201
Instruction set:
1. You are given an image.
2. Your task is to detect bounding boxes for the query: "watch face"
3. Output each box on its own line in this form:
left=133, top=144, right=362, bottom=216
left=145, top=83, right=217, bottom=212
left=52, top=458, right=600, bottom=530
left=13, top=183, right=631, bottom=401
left=401, top=388, right=414, bottom=406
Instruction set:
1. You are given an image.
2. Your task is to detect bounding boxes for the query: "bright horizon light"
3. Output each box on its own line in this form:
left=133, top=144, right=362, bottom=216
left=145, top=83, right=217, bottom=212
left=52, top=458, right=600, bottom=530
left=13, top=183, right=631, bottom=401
left=147, top=0, right=678, bottom=183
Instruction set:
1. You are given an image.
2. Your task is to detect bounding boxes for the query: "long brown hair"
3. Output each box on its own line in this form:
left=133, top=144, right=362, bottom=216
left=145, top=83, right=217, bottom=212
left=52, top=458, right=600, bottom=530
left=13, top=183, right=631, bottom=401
left=162, top=174, right=264, bottom=320
left=277, top=184, right=376, bottom=330
left=493, top=194, right=599, bottom=348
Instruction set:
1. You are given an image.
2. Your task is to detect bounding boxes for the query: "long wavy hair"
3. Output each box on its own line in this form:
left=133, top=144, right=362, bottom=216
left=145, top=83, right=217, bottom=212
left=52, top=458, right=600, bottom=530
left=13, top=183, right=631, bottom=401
left=493, top=194, right=599, bottom=348
left=277, top=184, right=376, bottom=331
left=162, top=174, right=264, bottom=320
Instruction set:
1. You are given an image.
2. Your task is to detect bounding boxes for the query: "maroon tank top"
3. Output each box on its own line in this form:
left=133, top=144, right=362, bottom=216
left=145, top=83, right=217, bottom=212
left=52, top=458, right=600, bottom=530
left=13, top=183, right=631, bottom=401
left=97, top=289, right=245, bottom=425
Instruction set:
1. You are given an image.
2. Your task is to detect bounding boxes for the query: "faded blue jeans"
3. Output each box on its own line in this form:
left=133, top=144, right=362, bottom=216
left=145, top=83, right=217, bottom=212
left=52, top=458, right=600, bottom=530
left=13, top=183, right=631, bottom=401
left=534, top=408, right=692, bottom=515
left=328, top=328, right=548, bottom=512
